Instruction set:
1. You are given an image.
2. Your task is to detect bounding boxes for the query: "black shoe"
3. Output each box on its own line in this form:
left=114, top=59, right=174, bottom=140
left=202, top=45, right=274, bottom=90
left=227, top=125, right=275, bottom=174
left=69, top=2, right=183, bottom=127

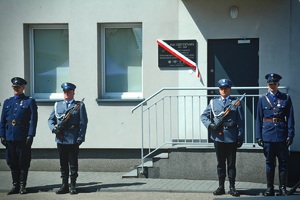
left=213, top=186, right=225, bottom=195
left=19, top=185, right=27, bottom=194
left=7, top=185, right=20, bottom=195
left=278, top=186, right=288, bottom=196
left=69, top=185, right=77, bottom=195
left=263, top=187, right=275, bottom=196
left=228, top=186, right=240, bottom=197
left=56, top=184, right=69, bottom=194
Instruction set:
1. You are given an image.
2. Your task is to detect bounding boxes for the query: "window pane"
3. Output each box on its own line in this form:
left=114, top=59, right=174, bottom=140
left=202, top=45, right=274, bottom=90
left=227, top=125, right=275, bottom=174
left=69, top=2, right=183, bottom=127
left=34, top=29, right=69, bottom=93
left=105, top=27, right=142, bottom=93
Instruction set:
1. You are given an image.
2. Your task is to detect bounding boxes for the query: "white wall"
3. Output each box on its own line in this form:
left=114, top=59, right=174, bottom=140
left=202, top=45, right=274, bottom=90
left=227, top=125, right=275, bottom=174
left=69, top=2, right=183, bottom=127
left=0, top=0, right=299, bottom=150
left=178, top=0, right=300, bottom=151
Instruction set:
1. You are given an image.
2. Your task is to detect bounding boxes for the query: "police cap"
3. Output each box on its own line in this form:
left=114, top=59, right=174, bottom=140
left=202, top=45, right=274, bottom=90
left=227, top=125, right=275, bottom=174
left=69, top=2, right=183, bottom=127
left=265, top=73, right=282, bottom=84
left=61, top=82, right=76, bottom=90
left=218, top=79, right=233, bottom=88
left=11, top=77, right=27, bottom=86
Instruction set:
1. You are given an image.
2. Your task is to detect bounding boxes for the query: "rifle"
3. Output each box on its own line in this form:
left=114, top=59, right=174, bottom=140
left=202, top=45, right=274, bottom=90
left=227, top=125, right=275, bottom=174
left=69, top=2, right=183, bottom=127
left=213, top=93, right=246, bottom=128
left=53, top=98, right=85, bottom=140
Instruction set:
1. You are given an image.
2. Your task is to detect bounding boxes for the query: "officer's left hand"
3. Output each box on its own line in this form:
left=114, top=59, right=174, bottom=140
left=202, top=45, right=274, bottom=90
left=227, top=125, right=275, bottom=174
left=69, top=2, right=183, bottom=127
left=77, top=140, right=83, bottom=146
left=26, top=136, right=33, bottom=146
left=257, top=139, right=264, bottom=147
left=237, top=140, right=243, bottom=148
left=209, top=123, right=219, bottom=131
left=286, top=137, right=293, bottom=146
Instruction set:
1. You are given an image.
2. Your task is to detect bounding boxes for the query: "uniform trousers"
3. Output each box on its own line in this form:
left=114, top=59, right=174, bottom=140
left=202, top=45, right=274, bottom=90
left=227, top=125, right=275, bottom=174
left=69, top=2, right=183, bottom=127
left=6, top=141, right=31, bottom=171
left=263, top=142, right=289, bottom=174
left=57, top=143, right=79, bottom=179
left=214, top=141, right=237, bottom=180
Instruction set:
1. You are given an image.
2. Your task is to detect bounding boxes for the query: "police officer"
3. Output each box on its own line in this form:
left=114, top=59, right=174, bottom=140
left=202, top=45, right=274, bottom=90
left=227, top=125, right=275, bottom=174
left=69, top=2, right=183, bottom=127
left=0, top=77, right=38, bottom=195
left=48, top=82, right=88, bottom=195
left=201, top=79, right=244, bottom=197
left=256, top=73, right=295, bottom=196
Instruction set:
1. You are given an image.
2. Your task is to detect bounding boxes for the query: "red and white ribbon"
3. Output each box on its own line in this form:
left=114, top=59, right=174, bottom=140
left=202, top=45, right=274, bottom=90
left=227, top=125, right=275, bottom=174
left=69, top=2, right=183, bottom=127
left=157, top=39, right=200, bottom=78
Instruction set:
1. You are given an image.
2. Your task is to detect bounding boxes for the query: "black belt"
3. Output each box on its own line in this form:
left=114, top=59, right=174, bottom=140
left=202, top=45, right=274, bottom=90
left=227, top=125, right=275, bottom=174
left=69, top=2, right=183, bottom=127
left=263, top=117, right=285, bottom=123
left=222, top=122, right=237, bottom=128
left=7, top=120, right=26, bottom=126
left=67, top=124, right=79, bottom=130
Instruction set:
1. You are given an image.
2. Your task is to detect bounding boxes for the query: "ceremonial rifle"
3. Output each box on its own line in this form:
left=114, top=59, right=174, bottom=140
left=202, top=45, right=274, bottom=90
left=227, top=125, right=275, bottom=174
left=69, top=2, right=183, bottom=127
left=53, top=98, right=85, bottom=140
left=213, top=93, right=246, bottom=128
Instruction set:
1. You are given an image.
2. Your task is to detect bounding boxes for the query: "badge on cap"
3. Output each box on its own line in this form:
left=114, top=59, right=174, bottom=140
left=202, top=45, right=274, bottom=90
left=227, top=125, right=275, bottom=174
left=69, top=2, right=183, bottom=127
left=265, top=73, right=282, bottom=83
left=218, top=79, right=233, bottom=88
left=11, top=77, right=27, bottom=86
left=61, top=82, right=76, bottom=90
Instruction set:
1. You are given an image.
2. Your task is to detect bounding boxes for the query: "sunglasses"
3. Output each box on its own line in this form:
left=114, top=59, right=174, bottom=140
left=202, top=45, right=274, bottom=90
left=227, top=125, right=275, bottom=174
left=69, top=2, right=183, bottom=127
left=12, top=86, right=21, bottom=89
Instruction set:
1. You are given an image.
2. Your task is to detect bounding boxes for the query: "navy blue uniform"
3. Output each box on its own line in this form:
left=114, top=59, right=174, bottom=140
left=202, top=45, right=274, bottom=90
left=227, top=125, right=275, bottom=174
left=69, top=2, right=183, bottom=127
left=0, top=93, right=38, bottom=194
left=0, top=94, right=38, bottom=171
left=256, top=91, right=294, bottom=174
left=256, top=73, right=294, bottom=196
left=0, top=77, right=38, bottom=194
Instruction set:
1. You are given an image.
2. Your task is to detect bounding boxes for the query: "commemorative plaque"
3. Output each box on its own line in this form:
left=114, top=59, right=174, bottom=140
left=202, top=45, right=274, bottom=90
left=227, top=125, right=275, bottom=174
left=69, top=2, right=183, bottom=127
left=158, top=40, right=197, bottom=67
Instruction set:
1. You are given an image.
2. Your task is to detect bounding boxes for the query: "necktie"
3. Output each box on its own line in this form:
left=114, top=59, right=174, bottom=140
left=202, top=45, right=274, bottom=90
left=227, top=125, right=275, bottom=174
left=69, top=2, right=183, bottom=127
left=223, top=98, right=227, bottom=105
left=66, top=102, right=69, bottom=109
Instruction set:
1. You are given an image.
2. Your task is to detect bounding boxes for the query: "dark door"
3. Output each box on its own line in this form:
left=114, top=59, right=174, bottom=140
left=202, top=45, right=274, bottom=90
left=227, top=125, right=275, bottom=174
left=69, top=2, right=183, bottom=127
left=207, top=38, right=259, bottom=143
left=208, top=38, right=259, bottom=93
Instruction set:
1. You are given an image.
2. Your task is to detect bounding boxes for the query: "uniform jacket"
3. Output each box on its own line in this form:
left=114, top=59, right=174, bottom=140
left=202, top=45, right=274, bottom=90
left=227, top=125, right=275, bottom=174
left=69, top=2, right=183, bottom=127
left=201, top=96, right=244, bottom=143
left=0, top=94, right=38, bottom=141
left=256, top=91, right=294, bottom=142
left=48, top=99, right=88, bottom=144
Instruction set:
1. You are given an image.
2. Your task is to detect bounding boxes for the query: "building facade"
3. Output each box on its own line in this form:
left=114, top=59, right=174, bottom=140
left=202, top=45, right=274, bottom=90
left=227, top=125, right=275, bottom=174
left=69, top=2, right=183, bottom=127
left=0, top=0, right=299, bottom=162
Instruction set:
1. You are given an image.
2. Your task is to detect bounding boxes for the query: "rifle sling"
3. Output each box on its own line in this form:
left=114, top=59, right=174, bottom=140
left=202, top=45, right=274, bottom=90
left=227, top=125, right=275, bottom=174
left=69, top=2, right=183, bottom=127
left=210, top=98, right=233, bottom=118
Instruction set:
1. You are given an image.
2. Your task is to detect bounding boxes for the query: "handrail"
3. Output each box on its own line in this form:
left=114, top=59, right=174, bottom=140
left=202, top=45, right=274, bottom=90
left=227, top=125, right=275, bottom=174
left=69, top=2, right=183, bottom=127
left=131, top=86, right=288, bottom=113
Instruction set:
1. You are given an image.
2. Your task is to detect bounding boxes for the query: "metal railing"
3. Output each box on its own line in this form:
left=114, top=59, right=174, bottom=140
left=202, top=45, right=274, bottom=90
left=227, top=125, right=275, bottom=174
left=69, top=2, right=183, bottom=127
left=131, top=86, right=288, bottom=173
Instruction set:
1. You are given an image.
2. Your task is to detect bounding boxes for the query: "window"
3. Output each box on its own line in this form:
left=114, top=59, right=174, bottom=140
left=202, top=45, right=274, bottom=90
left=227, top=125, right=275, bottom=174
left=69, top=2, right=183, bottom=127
left=100, top=23, right=142, bottom=100
left=29, top=24, right=69, bottom=99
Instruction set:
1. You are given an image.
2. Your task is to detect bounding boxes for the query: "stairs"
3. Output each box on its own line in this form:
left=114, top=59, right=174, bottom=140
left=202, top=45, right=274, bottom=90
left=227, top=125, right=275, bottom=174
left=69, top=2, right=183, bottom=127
left=122, top=153, right=169, bottom=178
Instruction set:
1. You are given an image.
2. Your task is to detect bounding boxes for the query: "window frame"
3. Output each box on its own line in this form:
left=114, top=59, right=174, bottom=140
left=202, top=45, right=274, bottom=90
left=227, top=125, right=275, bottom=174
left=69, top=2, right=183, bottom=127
left=100, top=23, right=143, bottom=100
left=29, top=24, right=69, bottom=100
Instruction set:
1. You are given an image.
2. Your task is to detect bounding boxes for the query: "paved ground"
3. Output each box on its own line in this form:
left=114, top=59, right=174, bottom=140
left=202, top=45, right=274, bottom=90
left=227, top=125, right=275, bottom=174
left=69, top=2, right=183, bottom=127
left=0, top=171, right=299, bottom=200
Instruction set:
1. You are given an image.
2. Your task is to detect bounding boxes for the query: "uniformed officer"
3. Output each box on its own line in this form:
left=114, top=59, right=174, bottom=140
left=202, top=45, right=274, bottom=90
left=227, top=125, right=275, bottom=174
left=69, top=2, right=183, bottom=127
left=0, top=77, right=38, bottom=195
left=48, top=82, right=88, bottom=195
left=201, top=79, right=244, bottom=197
left=256, top=73, right=295, bottom=196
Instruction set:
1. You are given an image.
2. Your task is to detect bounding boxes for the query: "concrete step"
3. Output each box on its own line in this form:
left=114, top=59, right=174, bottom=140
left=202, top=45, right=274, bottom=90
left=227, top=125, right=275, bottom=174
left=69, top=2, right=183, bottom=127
left=122, top=153, right=169, bottom=178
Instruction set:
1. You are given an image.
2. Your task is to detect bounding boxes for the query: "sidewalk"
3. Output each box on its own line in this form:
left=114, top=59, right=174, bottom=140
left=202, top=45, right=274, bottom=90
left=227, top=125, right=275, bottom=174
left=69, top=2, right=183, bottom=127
left=0, top=171, right=299, bottom=199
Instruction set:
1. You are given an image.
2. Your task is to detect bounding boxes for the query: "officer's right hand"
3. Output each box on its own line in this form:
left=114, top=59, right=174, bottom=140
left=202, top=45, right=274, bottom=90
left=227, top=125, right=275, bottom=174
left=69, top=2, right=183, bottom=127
left=0, top=137, right=7, bottom=147
left=209, top=123, right=218, bottom=131
left=286, top=137, right=293, bottom=146
left=26, top=136, right=33, bottom=146
left=77, top=140, right=83, bottom=146
left=257, top=139, right=264, bottom=147
left=237, top=140, right=243, bottom=148
left=52, top=127, right=61, bottom=135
